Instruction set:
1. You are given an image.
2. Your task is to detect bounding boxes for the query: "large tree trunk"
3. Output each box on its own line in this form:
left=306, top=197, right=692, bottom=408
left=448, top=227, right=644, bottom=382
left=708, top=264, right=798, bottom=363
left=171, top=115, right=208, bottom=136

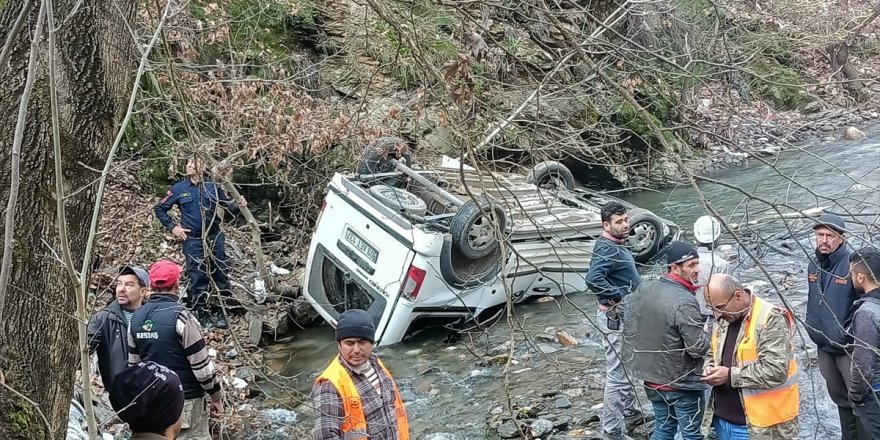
left=0, top=0, right=138, bottom=438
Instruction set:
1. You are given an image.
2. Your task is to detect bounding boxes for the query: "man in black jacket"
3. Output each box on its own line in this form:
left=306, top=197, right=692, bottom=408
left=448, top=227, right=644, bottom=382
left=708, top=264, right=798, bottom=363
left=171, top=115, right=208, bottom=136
left=622, top=242, right=710, bottom=440
left=87, top=265, right=149, bottom=387
left=847, top=247, right=880, bottom=438
left=804, top=213, right=864, bottom=439
left=586, top=202, right=644, bottom=440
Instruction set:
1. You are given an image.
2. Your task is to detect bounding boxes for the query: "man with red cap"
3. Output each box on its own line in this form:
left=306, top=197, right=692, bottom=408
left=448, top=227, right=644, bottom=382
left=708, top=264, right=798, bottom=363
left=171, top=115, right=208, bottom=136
left=127, top=259, right=223, bottom=440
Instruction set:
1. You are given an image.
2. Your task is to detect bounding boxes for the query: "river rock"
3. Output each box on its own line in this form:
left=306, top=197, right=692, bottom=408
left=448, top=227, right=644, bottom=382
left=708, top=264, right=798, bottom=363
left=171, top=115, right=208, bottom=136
left=535, top=333, right=557, bottom=343
left=259, top=408, right=298, bottom=426
left=562, top=388, right=584, bottom=398
left=482, top=354, right=512, bottom=366
left=537, top=344, right=560, bottom=355
left=573, top=410, right=600, bottom=425
left=487, top=341, right=512, bottom=356
left=497, top=420, right=521, bottom=438
left=553, top=417, right=571, bottom=430
left=287, top=298, right=322, bottom=326
left=530, top=419, right=554, bottom=436
left=555, top=330, right=578, bottom=347
left=262, top=308, right=291, bottom=335
left=422, top=433, right=464, bottom=440
left=554, top=395, right=572, bottom=409
left=844, top=126, right=866, bottom=140
left=236, top=366, right=254, bottom=380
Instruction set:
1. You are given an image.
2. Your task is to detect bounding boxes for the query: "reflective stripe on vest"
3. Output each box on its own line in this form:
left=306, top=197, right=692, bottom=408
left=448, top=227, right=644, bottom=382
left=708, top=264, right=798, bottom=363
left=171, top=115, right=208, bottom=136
left=711, top=296, right=799, bottom=428
left=316, top=356, right=410, bottom=440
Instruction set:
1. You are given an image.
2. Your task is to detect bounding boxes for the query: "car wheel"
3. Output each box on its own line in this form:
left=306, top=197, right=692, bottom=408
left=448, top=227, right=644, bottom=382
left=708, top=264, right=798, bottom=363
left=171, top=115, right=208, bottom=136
left=356, top=137, right=412, bottom=185
left=626, top=208, right=665, bottom=263
left=526, top=161, right=576, bottom=191
left=450, top=198, right=507, bottom=259
left=368, top=185, right=427, bottom=216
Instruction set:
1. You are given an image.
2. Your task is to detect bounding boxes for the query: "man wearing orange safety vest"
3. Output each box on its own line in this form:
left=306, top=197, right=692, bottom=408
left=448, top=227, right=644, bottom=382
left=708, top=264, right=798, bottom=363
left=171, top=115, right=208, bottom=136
left=701, top=274, right=799, bottom=440
left=312, top=309, right=410, bottom=440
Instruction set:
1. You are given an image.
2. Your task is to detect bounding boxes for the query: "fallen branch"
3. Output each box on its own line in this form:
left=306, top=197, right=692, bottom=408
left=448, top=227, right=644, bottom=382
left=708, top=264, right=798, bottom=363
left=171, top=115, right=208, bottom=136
left=727, top=206, right=829, bottom=229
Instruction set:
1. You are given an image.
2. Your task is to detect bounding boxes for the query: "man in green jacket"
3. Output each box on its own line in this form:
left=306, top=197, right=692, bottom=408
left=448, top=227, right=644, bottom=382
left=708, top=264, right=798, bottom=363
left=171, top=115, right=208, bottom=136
left=701, top=274, right=798, bottom=440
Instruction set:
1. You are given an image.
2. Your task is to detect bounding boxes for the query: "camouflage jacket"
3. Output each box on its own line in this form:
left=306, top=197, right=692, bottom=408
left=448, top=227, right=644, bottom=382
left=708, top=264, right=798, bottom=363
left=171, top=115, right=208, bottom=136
left=702, top=297, right=798, bottom=439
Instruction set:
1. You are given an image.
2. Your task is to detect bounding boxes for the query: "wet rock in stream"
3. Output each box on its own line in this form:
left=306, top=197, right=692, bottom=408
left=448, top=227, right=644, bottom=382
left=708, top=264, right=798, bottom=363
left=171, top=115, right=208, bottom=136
left=422, top=434, right=466, bottom=440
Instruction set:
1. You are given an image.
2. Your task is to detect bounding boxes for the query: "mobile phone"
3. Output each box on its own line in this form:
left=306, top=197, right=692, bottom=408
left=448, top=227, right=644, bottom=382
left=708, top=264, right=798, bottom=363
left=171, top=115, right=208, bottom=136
left=606, top=309, right=621, bottom=331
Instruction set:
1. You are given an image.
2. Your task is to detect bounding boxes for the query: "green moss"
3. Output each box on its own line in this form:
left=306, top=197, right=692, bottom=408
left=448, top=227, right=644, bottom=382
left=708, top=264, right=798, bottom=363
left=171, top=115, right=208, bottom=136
left=503, top=35, right=521, bottom=53
left=226, top=0, right=292, bottom=59
left=730, top=28, right=812, bottom=109
left=6, top=403, right=33, bottom=432
left=189, top=0, right=206, bottom=20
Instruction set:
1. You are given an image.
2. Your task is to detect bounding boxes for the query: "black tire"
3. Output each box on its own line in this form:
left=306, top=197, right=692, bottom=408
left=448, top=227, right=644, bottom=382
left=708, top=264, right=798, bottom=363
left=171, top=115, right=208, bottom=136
left=626, top=208, right=665, bottom=263
left=356, top=137, right=412, bottom=178
left=368, top=185, right=427, bottom=216
left=526, top=161, right=576, bottom=190
left=450, top=198, right=507, bottom=259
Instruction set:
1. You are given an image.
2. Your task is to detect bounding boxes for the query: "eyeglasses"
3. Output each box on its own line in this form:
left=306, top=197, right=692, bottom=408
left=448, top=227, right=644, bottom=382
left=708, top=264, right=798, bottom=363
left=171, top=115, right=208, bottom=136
left=706, top=290, right=739, bottom=312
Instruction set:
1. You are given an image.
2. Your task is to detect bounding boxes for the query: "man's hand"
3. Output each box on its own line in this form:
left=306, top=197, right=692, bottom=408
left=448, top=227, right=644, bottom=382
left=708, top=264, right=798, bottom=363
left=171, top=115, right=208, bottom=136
left=172, top=225, right=191, bottom=241
left=210, top=399, right=224, bottom=418
left=700, top=366, right=730, bottom=386
left=238, top=196, right=247, bottom=207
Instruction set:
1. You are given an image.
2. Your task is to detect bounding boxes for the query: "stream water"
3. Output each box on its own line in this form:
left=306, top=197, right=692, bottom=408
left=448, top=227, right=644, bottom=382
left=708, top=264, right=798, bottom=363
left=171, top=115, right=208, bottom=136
left=262, top=132, right=879, bottom=439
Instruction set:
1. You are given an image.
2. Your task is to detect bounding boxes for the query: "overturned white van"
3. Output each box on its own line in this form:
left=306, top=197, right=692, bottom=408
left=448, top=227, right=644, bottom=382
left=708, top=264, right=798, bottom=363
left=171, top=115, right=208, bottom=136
left=301, top=137, right=679, bottom=345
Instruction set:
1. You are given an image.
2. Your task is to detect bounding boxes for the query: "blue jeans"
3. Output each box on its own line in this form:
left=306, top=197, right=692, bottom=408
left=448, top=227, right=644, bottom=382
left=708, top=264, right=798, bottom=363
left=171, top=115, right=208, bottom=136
left=645, top=388, right=705, bottom=440
left=713, top=417, right=749, bottom=440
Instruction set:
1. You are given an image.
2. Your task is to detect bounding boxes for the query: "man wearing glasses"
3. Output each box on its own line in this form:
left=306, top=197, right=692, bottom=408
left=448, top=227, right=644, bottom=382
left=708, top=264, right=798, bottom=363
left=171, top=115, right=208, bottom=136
left=804, top=214, right=863, bottom=439
left=701, top=274, right=798, bottom=440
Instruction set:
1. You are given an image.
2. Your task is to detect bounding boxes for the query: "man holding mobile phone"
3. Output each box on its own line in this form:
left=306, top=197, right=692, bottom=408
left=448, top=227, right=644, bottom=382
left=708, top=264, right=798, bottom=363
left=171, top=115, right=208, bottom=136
left=701, top=274, right=798, bottom=440
left=586, top=202, right=646, bottom=440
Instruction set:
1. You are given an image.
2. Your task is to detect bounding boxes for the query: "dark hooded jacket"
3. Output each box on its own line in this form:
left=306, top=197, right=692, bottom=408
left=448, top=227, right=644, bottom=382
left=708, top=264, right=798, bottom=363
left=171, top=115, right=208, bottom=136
left=805, top=244, right=858, bottom=355
left=87, top=300, right=132, bottom=385
left=847, top=289, right=880, bottom=404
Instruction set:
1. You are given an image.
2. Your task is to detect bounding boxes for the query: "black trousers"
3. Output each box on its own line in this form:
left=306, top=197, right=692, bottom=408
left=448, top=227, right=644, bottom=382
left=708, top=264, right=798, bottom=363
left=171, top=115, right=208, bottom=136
left=818, top=350, right=867, bottom=440
left=853, top=392, right=880, bottom=440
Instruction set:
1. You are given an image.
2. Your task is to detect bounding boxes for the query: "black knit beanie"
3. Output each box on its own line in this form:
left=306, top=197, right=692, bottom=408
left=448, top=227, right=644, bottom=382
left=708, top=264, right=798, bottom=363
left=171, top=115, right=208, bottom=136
left=335, top=309, right=376, bottom=342
left=109, top=362, right=185, bottom=433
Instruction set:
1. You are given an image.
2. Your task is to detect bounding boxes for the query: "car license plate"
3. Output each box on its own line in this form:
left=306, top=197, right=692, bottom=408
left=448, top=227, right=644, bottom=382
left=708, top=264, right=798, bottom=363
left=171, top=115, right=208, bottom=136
left=344, top=228, right=379, bottom=262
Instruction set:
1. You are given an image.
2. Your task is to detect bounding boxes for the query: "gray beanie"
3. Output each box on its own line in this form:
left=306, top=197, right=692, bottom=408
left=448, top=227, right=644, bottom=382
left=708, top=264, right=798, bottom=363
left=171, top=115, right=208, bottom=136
left=335, top=309, right=376, bottom=342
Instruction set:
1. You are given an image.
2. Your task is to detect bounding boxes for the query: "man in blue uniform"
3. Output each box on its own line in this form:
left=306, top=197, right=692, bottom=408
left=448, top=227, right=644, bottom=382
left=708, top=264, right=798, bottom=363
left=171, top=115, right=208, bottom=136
left=154, top=156, right=246, bottom=329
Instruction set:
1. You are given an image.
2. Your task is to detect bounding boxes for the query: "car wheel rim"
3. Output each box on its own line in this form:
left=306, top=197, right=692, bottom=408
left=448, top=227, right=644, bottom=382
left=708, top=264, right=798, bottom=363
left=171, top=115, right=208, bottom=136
left=539, top=176, right=565, bottom=190
left=377, top=187, right=414, bottom=204
left=627, top=221, right=657, bottom=255
left=467, top=215, right=495, bottom=250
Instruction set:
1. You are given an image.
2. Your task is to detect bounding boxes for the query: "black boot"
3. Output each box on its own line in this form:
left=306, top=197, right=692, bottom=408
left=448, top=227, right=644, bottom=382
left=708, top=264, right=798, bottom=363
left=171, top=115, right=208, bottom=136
left=839, top=406, right=861, bottom=440
left=213, top=309, right=229, bottom=329
left=196, top=309, right=214, bottom=330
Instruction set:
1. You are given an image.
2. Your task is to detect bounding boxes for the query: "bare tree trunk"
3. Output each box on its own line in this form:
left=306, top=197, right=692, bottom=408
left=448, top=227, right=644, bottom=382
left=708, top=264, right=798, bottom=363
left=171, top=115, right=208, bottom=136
left=0, top=0, right=138, bottom=437
left=829, top=42, right=865, bottom=96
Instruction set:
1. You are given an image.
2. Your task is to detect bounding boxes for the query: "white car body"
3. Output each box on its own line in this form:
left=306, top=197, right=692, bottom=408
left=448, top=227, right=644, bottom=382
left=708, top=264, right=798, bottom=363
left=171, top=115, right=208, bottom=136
left=302, top=157, right=674, bottom=345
